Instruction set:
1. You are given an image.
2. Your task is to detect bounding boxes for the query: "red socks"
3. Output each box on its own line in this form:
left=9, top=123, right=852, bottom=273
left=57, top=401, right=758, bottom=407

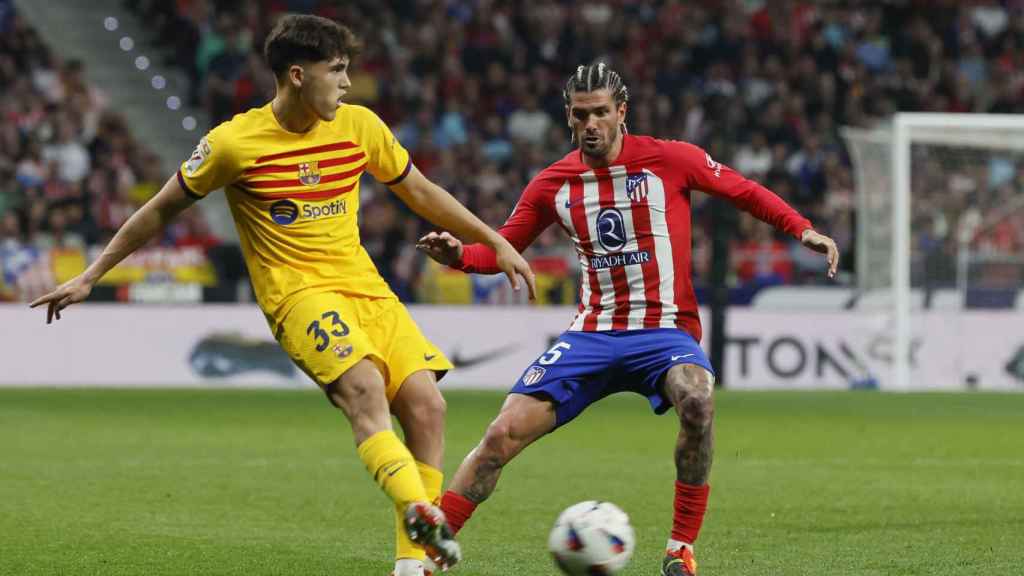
left=442, top=483, right=708, bottom=543
left=671, top=481, right=710, bottom=544
left=440, top=490, right=477, bottom=535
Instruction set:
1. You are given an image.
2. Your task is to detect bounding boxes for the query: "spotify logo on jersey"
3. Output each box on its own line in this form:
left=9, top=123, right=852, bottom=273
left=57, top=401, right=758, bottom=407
left=269, top=200, right=299, bottom=225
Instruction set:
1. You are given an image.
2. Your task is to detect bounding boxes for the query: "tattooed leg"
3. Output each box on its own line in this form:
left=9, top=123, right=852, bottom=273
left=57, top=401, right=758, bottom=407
left=459, top=452, right=505, bottom=504
left=448, top=393, right=556, bottom=503
left=665, top=364, right=715, bottom=484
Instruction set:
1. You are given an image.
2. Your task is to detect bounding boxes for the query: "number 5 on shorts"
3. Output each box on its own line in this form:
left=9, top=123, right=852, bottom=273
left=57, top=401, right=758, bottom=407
left=539, top=342, right=571, bottom=365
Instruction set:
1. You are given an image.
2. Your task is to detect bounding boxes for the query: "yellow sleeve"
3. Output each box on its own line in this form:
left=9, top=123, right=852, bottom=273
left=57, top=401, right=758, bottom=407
left=353, top=106, right=411, bottom=185
left=177, top=123, right=239, bottom=198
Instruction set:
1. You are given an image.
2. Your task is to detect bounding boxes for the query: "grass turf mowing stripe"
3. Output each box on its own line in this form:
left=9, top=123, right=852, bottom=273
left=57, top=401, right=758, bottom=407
left=1, top=389, right=1021, bottom=575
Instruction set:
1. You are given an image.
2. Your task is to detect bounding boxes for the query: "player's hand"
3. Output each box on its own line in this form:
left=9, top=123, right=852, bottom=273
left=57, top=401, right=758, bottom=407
left=801, top=229, right=840, bottom=279
left=28, top=274, right=94, bottom=324
left=493, top=239, right=537, bottom=301
left=417, top=231, right=464, bottom=266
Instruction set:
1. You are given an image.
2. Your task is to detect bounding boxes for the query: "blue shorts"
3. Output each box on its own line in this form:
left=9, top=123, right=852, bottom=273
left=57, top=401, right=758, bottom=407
left=510, top=328, right=714, bottom=427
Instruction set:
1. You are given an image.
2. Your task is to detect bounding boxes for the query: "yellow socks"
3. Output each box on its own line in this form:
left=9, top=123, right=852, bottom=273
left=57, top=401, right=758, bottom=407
left=356, top=430, right=428, bottom=508
left=417, top=461, right=444, bottom=505
left=357, top=431, right=447, bottom=566
left=394, top=461, right=444, bottom=562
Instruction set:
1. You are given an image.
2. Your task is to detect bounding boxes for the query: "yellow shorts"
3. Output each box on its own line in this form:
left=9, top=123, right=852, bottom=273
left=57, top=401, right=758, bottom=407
left=276, top=293, right=452, bottom=400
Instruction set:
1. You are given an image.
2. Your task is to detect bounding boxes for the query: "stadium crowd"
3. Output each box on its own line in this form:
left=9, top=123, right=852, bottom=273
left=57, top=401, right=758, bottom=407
left=3, top=0, right=1023, bottom=302
left=0, top=3, right=219, bottom=301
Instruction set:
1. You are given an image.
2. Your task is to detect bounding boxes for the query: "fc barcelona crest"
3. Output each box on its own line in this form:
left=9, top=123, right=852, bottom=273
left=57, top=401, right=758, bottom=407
left=626, top=173, right=648, bottom=202
left=298, top=160, right=321, bottom=186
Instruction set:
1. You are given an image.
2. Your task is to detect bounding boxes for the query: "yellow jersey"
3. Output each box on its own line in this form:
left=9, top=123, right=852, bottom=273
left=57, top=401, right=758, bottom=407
left=178, top=103, right=410, bottom=331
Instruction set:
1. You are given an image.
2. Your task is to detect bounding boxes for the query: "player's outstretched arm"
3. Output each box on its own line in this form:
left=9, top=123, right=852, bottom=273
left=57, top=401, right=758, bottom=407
left=390, top=165, right=536, bottom=299
left=800, top=228, right=840, bottom=279
left=28, top=174, right=196, bottom=323
left=673, top=142, right=839, bottom=280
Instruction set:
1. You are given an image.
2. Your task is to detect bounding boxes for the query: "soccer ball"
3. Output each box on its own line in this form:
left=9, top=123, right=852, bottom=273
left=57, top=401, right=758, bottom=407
left=548, top=501, right=635, bottom=575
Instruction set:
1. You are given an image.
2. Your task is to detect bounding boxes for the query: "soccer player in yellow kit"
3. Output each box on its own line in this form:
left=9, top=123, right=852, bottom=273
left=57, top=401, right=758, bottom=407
left=30, top=14, right=535, bottom=576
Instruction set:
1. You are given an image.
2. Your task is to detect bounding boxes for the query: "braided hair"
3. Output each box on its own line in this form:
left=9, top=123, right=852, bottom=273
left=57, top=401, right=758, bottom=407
left=563, top=62, right=629, bottom=143
left=562, top=62, right=629, bottom=107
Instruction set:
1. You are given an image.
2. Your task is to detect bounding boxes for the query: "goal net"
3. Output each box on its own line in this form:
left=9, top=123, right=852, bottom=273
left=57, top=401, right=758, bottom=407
left=843, top=114, right=1024, bottom=390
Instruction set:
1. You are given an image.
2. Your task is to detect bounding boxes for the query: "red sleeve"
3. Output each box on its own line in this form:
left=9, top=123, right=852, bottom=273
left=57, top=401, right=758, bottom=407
left=668, top=141, right=812, bottom=239
left=455, top=175, right=557, bottom=274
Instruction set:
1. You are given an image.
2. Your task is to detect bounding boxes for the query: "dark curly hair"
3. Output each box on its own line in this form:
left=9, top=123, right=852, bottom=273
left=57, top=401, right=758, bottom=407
left=264, top=14, right=362, bottom=79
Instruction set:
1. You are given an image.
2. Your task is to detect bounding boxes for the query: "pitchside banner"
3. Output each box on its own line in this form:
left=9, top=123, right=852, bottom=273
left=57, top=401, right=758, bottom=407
left=1, top=305, right=1022, bottom=390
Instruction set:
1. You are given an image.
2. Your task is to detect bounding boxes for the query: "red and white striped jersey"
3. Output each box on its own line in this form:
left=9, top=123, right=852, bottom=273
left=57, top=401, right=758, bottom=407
left=456, top=135, right=812, bottom=341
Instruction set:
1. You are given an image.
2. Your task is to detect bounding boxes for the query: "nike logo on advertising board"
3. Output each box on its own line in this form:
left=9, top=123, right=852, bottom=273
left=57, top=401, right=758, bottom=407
left=451, top=344, right=520, bottom=368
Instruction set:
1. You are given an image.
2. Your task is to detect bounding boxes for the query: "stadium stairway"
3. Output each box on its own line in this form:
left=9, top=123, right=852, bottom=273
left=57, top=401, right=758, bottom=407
left=12, top=0, right=236, bottom=241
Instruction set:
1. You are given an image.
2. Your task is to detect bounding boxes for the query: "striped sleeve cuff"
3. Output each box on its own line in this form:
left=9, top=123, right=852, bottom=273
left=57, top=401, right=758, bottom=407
left=382, top=159, right=412, bottom=186
left=177, top=170, right=204, bottom=200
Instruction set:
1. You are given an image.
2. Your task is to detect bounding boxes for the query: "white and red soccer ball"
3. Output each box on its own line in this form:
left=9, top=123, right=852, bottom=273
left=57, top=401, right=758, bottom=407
left=548, top=501, right=635, bottom=575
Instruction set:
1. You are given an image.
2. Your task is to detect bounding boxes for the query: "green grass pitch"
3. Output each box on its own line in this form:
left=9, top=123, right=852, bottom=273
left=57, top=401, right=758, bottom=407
left=2, top=388, right=1022, bottom=575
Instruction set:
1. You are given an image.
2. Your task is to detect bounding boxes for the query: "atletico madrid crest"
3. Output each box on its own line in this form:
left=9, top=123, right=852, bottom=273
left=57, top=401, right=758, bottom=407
left=298, top=160, right=321, bottom=186
left=626, top=173, right=648, bottom=202
left=522, top=365, right=546, bottom=386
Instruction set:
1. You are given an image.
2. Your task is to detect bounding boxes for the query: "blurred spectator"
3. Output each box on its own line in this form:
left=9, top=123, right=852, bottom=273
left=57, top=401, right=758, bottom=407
left=8, top=0, right=1019, bottom=303
left=0, top=5, right=228, bottom=302
left=126, top=1, right=1024, bottom=298
left=170, top=208, right=221, bottom=251
left=33, top=202, right=85, bottom=251
left=734, top=214, right=794, bottom=287
left=0, top=210, right=22, bottom=250
left=733, top=131, right=772, bottom=179
left=507, top=95, right=551, bottom=145
left=42, top=116, right=90, bottom=183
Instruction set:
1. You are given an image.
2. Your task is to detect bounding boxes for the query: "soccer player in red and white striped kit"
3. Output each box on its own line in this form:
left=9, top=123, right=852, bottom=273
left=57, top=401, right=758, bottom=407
left=418, top=62, right=839, bottom=576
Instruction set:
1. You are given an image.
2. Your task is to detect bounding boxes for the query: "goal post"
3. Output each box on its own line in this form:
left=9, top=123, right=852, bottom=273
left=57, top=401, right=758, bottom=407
left=844, top=113, right=1024, bottom=390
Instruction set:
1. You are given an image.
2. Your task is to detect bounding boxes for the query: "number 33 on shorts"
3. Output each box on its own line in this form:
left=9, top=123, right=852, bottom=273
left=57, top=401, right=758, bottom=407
left=306, top=310, right=350, bottom=352
left=275, top=292, right=452, bottom=396
left=276, top=293, right=380, bottom=387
